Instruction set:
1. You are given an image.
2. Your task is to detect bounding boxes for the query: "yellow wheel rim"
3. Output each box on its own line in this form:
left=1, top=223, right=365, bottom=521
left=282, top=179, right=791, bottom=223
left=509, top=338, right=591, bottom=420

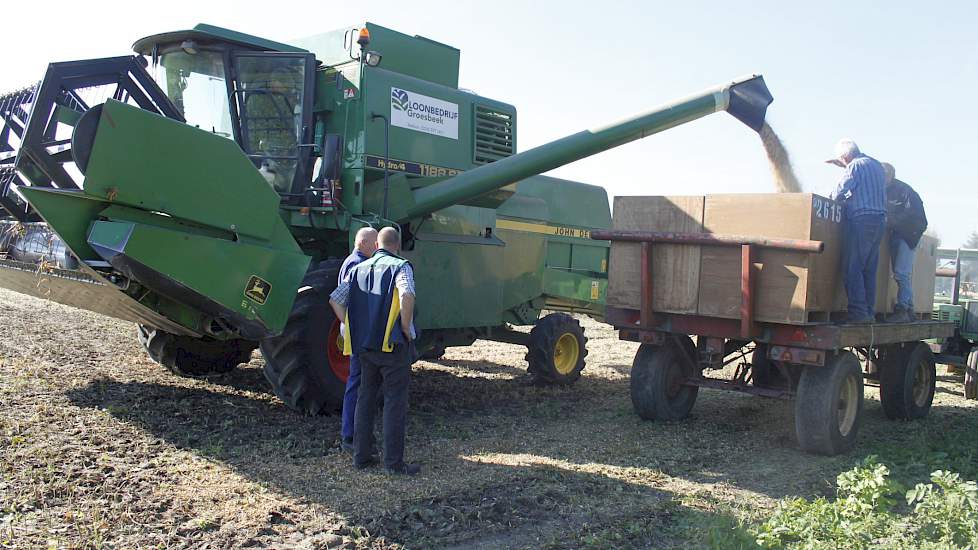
left=553, top=333, right=580, bottom=375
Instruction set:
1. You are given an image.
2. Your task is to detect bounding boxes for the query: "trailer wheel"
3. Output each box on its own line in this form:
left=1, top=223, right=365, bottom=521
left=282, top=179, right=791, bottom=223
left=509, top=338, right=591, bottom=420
left=137, top=325, right=256, bottom=377
left=526, top=313, right=587, bottom=384
left=630, top=336, right=698, bottom=421
left=259, top=261, right=349, bottom=415
left=750, top=344, right=787, bottom=389
left=966, top=350, right=978, bottom=400
left=879, top=342, right=935, bottom=420
left=794, top=351, right=863, bottom=455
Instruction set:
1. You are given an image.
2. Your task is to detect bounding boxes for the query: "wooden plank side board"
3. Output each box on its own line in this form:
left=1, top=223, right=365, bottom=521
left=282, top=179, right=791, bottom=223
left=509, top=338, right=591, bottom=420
left=874, top=234, right=938, bottom=314
left=604, top=193, right=938, bottom=325
left=697, top=194, right=835, bottom=323
left=911, top=236, right=938, bottom=313
left=807, top=196, right=846, bottom=314
left=606, top=196, right=703, bottom=314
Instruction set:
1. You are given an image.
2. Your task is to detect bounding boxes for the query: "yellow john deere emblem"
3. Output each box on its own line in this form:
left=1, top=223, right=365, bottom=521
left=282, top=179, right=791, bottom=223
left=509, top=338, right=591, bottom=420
left=244, top=276, right=272, bottom=305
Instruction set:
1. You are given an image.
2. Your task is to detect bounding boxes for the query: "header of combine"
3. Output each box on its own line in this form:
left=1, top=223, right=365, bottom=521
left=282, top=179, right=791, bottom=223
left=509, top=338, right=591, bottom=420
left=0, top=22, right=772, bottom=342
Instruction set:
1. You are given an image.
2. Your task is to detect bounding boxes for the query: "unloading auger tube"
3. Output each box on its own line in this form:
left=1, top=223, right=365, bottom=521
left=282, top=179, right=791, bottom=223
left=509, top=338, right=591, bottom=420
left=401, top=74, right=773, bottom=220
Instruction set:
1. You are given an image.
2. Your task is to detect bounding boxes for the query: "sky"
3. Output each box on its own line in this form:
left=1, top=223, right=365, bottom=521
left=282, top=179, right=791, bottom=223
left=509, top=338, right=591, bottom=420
left=3, top=0, right=976, bottom=245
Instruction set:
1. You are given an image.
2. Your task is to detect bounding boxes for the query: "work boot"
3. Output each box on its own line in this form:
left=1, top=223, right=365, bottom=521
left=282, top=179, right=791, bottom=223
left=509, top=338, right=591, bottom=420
left=343, top=437, right=380, bottom=457
left=885, top=307, right=911, bottom=323
left=353, top=457, right=378, bottom=470
left=386, top=463, right=421, bottom=476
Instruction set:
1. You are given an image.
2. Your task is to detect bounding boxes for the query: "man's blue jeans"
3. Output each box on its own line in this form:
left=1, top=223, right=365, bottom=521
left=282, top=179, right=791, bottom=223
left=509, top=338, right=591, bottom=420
left=341, top=354, right=360, bottom=441
left=890, top=236, right=915, bottom=311
left=843, top=213, right=886, bottom=320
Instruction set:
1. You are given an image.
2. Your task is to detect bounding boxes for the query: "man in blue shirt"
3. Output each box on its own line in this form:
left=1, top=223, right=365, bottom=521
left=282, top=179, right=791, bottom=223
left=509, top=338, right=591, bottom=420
left=828, top=139, right=887, bottom=323
left=329, top=227, right=420, bottom=476
left=338, top=227, right=377, bottom=454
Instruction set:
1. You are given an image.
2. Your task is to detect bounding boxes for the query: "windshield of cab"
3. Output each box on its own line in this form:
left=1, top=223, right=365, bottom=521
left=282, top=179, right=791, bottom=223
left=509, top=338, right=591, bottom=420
left=153, top=50, right=234, bottom=139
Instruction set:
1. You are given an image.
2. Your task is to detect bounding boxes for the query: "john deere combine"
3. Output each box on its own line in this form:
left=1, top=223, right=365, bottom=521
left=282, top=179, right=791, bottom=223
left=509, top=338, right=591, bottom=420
left=0, top=23, right=773, bottom=414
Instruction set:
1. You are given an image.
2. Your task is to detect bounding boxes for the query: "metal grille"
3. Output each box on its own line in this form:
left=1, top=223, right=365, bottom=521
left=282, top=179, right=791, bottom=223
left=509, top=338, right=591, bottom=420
left=932, top=304, right=963, bottom=323
left=473, top=105, right=514, bottom=164
left=965, top=301, right=978, bottom=334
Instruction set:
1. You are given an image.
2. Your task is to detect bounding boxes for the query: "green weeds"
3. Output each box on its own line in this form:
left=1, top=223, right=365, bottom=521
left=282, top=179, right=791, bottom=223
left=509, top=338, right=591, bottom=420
left=752, top=457, right=978, bottom=549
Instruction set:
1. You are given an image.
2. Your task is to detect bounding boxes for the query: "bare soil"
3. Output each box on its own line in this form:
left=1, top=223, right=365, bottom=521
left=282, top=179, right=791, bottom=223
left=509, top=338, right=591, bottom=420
left=1, top=288, right=976, bottom=549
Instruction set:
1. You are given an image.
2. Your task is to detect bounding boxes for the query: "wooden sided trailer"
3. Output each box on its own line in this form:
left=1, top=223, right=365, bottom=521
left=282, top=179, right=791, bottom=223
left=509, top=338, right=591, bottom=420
left=594, top=229, right=955, bottom=456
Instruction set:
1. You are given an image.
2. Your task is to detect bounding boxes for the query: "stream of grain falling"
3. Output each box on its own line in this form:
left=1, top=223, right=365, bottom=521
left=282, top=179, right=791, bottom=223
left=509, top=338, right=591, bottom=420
left=759, top=122, right=803, bottom=193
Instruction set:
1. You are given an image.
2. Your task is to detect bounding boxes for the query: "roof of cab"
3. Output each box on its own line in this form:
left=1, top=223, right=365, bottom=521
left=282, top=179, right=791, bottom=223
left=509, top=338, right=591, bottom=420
left=133, top=23, right=307, bottom=55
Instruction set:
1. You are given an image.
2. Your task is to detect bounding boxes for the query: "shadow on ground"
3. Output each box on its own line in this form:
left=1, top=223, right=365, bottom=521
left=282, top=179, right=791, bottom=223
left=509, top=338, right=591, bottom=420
left=63, top=361, right=978, bottom=548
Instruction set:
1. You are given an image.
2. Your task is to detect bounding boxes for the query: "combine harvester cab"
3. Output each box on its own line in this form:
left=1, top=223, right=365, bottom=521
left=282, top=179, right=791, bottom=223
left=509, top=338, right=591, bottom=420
left=0, top=22, right=773, bottom=414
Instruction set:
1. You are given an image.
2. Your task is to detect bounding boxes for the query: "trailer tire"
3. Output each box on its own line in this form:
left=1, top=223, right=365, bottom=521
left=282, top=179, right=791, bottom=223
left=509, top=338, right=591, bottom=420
left=750, top=344, right=793, bottom=389
left=879, top=342, right=935, bottom=420
left=966, top=350, right=978, bottom=400
left=794, top=351, right=863, bottom=455
left=137, top=325, right=256, bottom=377
left=526, top=313, right=587, bottom=385
left=630, top=336, right=698, bottom=421
left=259, top=261, right=349, bottom=415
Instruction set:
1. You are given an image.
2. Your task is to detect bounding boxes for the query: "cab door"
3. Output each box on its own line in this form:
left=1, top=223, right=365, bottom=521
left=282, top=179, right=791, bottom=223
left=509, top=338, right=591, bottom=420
left=231, top=52, right=316, bottom=195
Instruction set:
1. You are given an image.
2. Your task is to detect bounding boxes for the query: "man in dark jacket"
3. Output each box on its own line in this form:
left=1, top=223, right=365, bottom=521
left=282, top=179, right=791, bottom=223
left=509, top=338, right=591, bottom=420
left=329, top=227, right=420, bottom=476
left=881, top=163, right=928, bottom=322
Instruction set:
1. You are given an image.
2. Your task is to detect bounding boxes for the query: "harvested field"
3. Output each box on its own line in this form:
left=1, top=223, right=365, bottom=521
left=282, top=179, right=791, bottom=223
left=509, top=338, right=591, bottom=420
left=2, top=287, right=977, bottom=549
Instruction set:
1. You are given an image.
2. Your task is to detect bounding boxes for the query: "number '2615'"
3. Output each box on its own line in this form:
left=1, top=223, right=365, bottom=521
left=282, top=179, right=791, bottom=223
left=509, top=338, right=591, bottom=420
left=813, top=197, right=842, bottom=223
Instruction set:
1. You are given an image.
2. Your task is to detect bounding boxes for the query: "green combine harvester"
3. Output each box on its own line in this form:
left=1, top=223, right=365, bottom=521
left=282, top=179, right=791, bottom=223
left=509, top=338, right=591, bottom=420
left=0, top=23, right=772, bottom=414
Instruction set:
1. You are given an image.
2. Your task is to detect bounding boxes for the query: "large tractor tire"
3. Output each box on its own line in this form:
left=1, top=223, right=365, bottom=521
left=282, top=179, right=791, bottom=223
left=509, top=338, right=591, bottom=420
left=525, top=313, right=587, bottom=384
left=794, top=351, right=864, bottom=455
left=966, top=349, right=978, bottom=400
left=137, top=325, right=256, bottom=377
left=259, top=261, right=350, bottom=415
left=630, top=335, right=699, bottom=421
left=879, top=342, right=936, bottom=420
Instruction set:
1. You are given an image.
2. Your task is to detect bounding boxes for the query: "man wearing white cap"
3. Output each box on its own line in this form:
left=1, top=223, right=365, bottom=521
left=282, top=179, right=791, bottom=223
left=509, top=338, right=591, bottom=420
left=827, top=139, right=887, bottom=323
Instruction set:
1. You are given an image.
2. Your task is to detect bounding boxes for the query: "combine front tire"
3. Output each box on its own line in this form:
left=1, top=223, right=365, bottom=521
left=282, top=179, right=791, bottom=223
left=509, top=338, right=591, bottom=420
left=137, top=326, right=256, bottom=377
left=630, top=336, right=699, bottom=421
left=525, top=313, right=587, bottom=384
left=879, top=342, right=936, bottom=420
left=259, top=261, right=350, bottom=415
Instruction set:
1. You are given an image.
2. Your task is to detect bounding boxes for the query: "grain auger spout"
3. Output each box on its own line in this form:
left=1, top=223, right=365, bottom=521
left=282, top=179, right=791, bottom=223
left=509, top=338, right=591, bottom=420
left=401, top=74, right=773, bottom=220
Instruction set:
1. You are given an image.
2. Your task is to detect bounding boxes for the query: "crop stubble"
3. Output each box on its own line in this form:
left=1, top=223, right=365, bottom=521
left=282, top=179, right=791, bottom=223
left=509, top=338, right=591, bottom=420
left=1, top=288, right=976, bottom=549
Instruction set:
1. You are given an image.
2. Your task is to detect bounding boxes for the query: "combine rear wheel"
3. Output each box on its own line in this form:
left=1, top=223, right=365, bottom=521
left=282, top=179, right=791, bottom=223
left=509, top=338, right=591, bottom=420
left=259, top=261, right=349, bottom=415
left=525, top=313, right=587, bottom=384
left=137, top=326, right=256, bottom=377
